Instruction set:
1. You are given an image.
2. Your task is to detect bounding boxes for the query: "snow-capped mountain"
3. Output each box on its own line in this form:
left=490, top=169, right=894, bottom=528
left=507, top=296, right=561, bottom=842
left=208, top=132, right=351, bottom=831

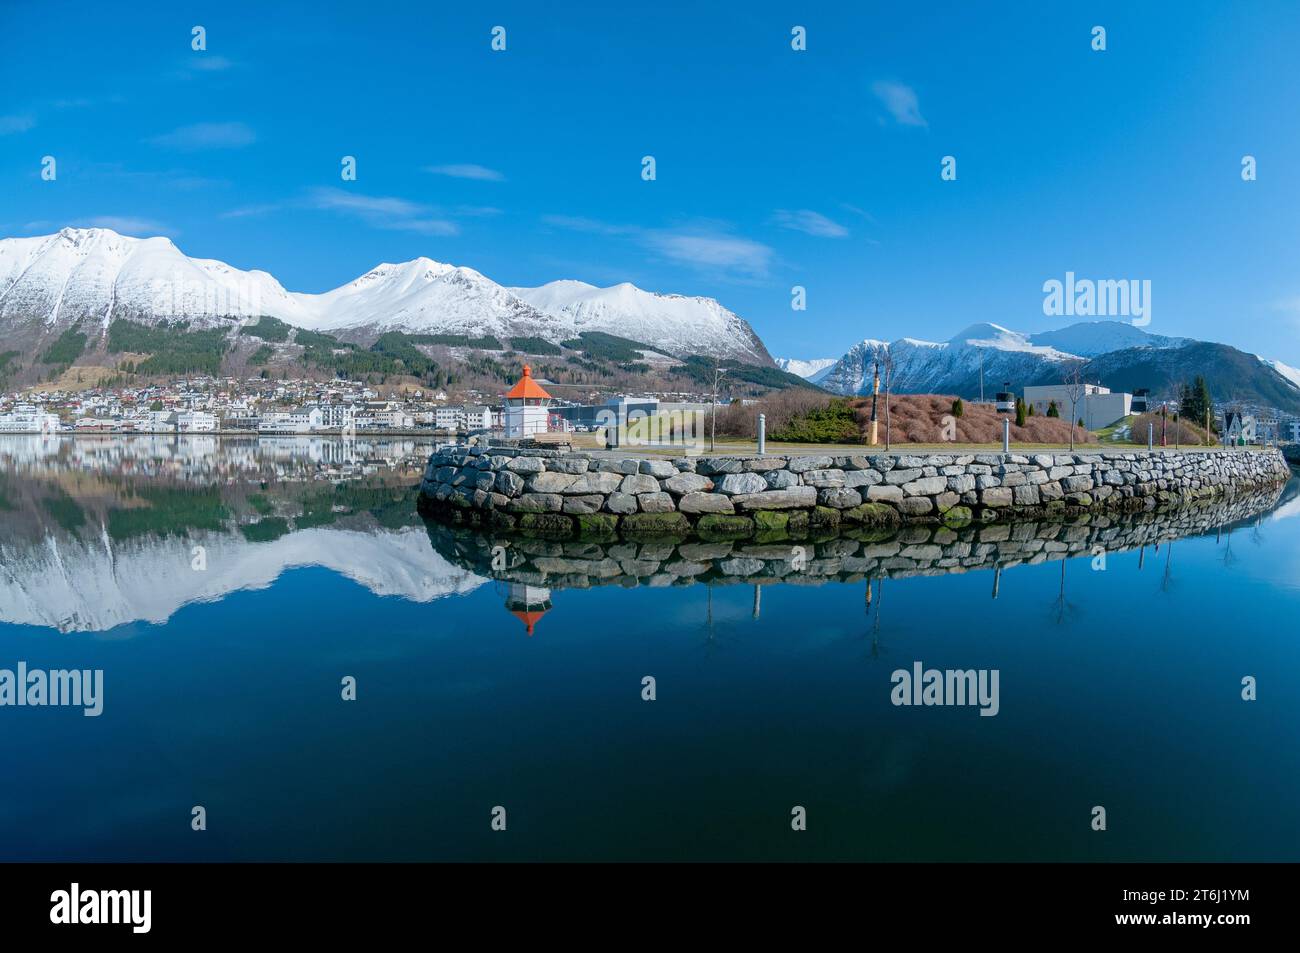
left=819, top=323, right=1082, bottom=396
left=295, top=258, right=571, bottom=342
left=817, top=320, right=1300, bottom=414
left=0, top=227, right=773, bottom=365
left=510, top=279, right=772, bottom=365
left=1027, top=321, right=1187, bottom=356
left=0, top=228, right=304, bottom=335
left=774, top=357, right=837, bottom=382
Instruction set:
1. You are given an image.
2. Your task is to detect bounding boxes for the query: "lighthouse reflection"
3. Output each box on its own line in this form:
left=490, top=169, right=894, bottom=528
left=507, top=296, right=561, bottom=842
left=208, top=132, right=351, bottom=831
left=504, top=582, right=552, bottom=636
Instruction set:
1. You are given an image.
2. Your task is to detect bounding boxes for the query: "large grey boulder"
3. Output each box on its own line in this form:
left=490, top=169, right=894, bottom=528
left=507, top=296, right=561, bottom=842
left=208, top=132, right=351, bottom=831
left=716, top=472, right=770, bottom=495
left=678, top=492, right=736, bottom=514
left=732, top=487, right=818, bottom=510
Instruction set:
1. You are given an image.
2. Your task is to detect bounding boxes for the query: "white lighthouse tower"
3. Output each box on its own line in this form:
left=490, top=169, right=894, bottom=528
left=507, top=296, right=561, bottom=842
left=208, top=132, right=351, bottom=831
left=504, top=364, right=552, bottom=438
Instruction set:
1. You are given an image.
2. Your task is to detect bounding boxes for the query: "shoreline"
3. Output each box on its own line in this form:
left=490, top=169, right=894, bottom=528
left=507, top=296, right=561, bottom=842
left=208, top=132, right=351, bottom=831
left=0, top=429, right=456, bottom=438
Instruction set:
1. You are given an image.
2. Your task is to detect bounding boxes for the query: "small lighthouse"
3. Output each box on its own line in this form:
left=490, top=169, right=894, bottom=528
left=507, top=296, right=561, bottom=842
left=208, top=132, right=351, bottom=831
left=504, top=364, right=552, bottom=438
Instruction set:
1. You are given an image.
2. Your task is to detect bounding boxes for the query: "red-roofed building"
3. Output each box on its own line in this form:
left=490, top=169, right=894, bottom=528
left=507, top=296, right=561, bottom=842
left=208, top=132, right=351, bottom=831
left=504, top=364, right=551, bottom=437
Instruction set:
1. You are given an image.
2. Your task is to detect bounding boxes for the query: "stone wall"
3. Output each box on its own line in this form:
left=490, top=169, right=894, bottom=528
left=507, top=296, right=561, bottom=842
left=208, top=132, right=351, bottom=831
left=417, top=445, right=1292, bottom=538
left=425, top=483, right=1286, bottom=590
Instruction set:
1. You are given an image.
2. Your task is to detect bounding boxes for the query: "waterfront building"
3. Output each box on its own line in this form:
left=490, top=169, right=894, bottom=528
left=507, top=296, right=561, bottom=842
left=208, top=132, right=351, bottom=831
left=0, top=404, right=61, bottom=433
left=259, top=408, right=322, bottom=433
left=462, top=405, right=492, bottom=430
left=316, top=404, right=355, bottom=429
left=177, top=410, right=217, bottom=433
left=433, top=406, right=461, bottom=430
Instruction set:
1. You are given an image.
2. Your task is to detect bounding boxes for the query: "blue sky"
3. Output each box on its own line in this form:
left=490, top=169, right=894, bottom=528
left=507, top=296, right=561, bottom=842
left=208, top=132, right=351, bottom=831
left=3, top=0, right=1300, bottom=364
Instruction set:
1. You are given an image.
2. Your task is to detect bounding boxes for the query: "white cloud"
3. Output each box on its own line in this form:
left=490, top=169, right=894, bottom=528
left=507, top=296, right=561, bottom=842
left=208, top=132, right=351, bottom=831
left=307, top=188, right=459, bottom=235
left=772, top=209, right=849, bottom=238
left=424, top=163, right=505, bottom=182
left=872, top=80, right=927, bottom=128
left=0, top=115, right=35, bottom=135
left=544, top=215, right=774, bottom=279
left=148, top=122, right=255, bottom=150
left=541, top=215, right=635, bottom=236
left=191, top=56, right=234, bottom=72
left=78, top=216, right=175, bottom=236
left=644, top=231, right=774, bottom=278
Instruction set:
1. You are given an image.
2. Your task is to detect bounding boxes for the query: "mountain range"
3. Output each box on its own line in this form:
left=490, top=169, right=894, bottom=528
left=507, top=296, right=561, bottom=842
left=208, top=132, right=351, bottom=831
left=781, top=321, right=1300, bottom=414
left=5, top=228, right=1297, bottom=412
left=0, top=227, right=772, bottom=372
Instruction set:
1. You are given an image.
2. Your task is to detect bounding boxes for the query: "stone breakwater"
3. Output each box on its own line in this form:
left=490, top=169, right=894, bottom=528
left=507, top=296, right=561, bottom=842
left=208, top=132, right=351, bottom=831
left=424, top=483, right=1286, bottom=590
left=416, top=445, right=1291, bottom=538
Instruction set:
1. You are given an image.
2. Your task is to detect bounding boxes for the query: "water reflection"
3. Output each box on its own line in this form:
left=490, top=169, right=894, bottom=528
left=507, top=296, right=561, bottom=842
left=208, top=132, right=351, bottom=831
left=0, top=433, right=1292, bottom=636
left=424, top=482, right=1292, bottom=635
left=0, top=433, right=444, bottom=484
left=0, top=436, right=477, bottom=632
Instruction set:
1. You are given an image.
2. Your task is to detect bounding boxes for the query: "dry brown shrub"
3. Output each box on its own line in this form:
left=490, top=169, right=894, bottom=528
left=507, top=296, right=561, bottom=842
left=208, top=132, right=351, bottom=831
left=717, top=391, right=1097, bottom=444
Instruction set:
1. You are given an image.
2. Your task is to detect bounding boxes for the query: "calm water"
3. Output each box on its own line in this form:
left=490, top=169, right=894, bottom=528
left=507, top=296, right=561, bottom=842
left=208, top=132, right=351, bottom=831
left=1, top=435, right=1298, bottom=861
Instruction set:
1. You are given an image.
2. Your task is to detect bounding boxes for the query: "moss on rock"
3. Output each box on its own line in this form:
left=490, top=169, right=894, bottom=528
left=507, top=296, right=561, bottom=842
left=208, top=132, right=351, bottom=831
left=574, top=513, right=620, bottom=537
left=809, top=505, right=842, bottom=530
left=753, top=510, right=790, bottom=532
left=940, top=505, right=974, bottom=528
left=843, top=502, right=901, bottom=525
left=518, top=513, right=576, bottom=537
left=696, top=514, right=756, bottom=540
left=620, top=512, right=692, bottom=538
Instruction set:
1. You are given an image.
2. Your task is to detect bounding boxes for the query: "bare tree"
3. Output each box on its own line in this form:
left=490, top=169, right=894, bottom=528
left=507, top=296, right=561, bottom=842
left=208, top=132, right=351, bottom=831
left=1061, top=360, right=1086, bottom=452
left=708, top=358, right=727, bottom=452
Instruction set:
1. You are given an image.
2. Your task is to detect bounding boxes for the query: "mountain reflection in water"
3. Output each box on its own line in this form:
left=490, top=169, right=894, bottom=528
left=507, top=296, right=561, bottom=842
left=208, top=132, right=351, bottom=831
left=0, top=431, right=1290, bottom=635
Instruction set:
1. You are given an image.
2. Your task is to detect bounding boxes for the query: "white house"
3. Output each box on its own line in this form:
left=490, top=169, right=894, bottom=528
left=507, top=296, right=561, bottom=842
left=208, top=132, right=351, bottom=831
left=434, top=406, right=461, bottom=430
left=176, top=410, right=217, bottom=433
left=316, top=404, right=355, bottom=429
left=259, top=408, right=322, bottom=433
left=463, top=405, right=492, bottom=430
left=1023, top=383, right=1132, bottom=430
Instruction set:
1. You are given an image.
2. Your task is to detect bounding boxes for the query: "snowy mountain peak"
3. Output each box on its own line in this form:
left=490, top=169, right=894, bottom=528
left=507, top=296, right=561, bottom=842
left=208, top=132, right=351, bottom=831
left=511, top=278, right=772, bottom=364
left=775, top=357, right=838, bottom=382
left=0, top=228, right=774, bottom=365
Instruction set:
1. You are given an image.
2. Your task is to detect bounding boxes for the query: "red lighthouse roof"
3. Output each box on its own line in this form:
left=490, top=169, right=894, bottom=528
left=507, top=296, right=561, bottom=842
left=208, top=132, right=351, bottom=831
left=505, top=364, right=552, bottom=400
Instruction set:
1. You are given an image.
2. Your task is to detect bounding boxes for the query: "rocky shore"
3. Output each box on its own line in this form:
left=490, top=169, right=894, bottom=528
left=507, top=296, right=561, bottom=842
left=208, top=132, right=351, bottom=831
left=416, top=445, right=1292, bottom=539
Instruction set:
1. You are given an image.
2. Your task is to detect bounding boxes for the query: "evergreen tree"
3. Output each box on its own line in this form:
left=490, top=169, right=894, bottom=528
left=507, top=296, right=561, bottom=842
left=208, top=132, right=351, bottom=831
left=1180, top=375, right=1214, bottom=433
left=1015, top=397, right=1027, bottom=428
left=1046, top=400, right=1060, bottom=418
left=951, top=397, right=964, bottom=418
